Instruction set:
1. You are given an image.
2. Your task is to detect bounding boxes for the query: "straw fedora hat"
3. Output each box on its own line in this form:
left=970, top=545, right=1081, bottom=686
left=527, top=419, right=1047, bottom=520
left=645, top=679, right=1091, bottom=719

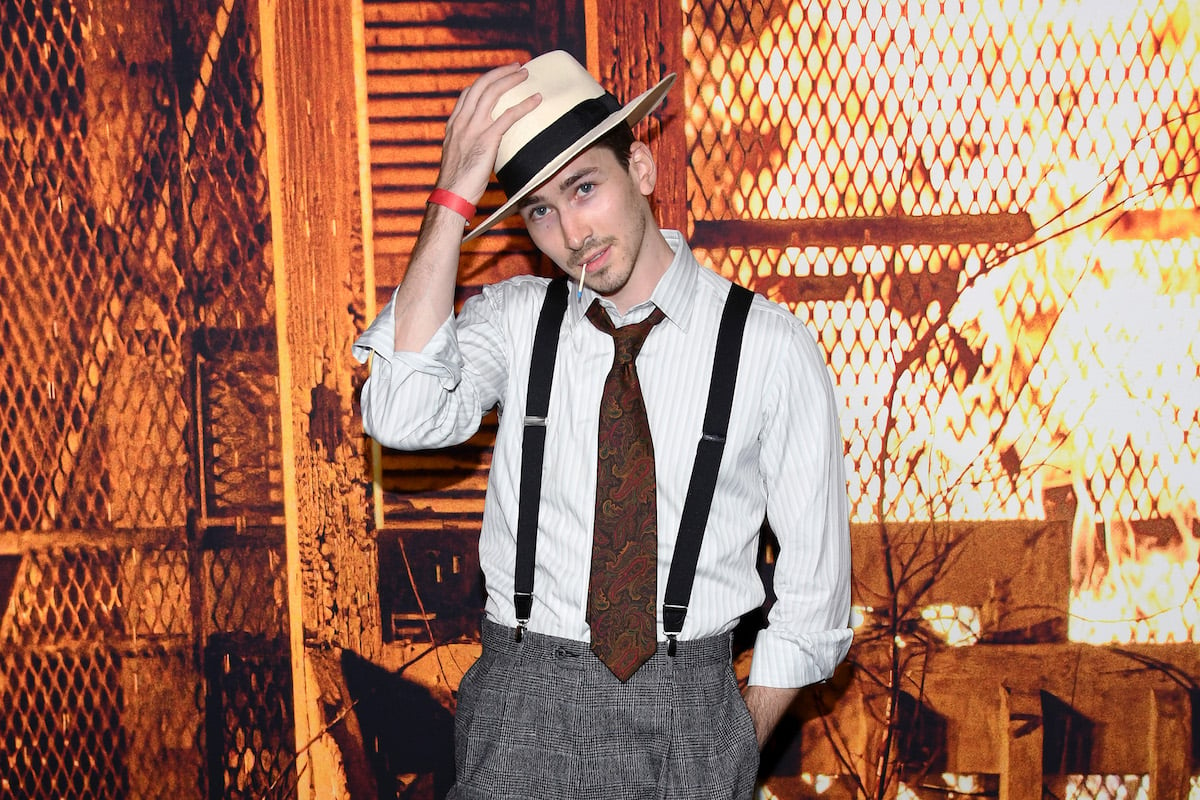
left=463, top=50, right=676, bottom=242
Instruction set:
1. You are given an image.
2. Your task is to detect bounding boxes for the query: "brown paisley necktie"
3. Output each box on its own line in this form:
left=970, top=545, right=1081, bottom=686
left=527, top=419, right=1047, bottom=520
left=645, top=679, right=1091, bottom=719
left=585, top=300, right=666, bottom=682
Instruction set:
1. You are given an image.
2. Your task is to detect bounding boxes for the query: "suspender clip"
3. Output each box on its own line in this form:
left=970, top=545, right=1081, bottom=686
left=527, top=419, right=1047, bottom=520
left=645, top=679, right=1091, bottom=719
left=524, top=415, right=547, bottom=427
left=663, top=604, right=687, bottom=632
left=663, top=604, right=686, bottom=658
left=700, top=432, right=725, bottom=443
left=514, top=592, right=533, bottom=642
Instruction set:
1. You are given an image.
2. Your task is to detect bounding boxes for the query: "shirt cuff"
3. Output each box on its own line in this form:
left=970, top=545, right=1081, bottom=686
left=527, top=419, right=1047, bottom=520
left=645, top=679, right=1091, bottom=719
left=748, top=626, right=853, bottom=688
left=352, top=288, right=398, bottom=364
left=352, top=291, right=462, bottom=389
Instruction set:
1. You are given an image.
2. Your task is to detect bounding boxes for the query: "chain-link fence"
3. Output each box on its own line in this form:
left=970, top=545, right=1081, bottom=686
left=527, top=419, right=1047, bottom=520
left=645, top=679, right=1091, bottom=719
left=1, top=0, right=293, bottom=796
left=683, top=0, right=1200, bottom=793
left=684, top=0, right=1199, bottom=527
left=685, top=0, right=1200, bottom=659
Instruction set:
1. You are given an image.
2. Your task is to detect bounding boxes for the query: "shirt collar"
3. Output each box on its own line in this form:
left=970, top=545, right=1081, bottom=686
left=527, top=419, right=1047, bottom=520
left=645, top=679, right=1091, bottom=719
left=566, top=229, right=699, bottom=332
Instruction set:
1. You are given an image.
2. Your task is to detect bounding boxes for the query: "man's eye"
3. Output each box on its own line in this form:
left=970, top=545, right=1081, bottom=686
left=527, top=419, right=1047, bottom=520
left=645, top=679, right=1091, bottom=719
left=577, top=182, right=595, bottom=196
left=529, top=205, right=549, bottom=220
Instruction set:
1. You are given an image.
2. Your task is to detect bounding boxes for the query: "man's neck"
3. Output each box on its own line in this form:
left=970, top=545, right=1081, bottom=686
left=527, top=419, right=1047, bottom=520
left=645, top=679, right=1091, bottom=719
left=611, top=227, right=675, bottom=314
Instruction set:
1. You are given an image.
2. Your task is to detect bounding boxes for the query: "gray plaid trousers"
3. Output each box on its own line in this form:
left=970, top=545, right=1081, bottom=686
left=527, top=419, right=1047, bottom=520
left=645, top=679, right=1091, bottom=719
left=447, top=618, right=759, bottom=800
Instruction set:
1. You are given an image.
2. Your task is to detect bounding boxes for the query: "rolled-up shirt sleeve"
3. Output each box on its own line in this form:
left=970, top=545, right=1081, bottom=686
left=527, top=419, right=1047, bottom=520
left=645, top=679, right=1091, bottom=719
left=749, top=316, right=854, bottom=688
left=353, top=287, right=508, bottom=451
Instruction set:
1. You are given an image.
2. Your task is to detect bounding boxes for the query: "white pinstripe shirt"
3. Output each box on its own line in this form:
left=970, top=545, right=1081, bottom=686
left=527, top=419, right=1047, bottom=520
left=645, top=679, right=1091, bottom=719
left=354, top=231, right=852, bottom=688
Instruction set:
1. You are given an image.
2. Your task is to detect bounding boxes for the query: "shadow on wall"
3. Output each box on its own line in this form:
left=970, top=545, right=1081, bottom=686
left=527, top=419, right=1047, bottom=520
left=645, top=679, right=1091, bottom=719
left=339, top=650, right=456, bottom=799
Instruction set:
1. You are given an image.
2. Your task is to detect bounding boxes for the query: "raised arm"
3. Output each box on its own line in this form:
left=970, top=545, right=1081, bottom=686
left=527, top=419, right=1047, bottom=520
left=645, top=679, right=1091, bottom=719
left=392, top=63, right=542, bottom=352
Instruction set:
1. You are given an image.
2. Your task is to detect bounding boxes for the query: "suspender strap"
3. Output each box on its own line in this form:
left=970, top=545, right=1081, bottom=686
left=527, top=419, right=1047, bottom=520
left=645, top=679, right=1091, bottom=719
left=662, top=283, right=754, bottom=648
left=513, top=277, right=569, bottom=639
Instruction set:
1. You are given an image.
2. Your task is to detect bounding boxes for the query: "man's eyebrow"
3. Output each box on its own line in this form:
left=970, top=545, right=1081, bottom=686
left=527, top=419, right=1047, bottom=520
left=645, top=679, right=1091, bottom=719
left=558, top=166, right=599, bottom=192
left=517, top=166, right=600, bottom=210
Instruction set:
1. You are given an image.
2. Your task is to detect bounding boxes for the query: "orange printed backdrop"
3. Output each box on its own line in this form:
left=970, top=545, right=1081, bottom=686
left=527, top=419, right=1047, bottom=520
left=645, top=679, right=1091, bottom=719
left=0, top=0, right=1197, bottom=797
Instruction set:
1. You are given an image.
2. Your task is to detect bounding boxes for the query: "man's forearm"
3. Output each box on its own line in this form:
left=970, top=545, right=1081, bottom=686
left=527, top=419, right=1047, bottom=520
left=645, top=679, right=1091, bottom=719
left=742, top=684, right=800, bottom=750
left=391, top=203, right=468, bottom=352
left=392, top=62, right=541, bottom=354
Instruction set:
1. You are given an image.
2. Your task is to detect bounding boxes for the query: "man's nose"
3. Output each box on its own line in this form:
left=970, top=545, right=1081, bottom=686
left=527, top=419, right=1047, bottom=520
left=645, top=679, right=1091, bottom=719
left=560, top=208, right=591, bottom=252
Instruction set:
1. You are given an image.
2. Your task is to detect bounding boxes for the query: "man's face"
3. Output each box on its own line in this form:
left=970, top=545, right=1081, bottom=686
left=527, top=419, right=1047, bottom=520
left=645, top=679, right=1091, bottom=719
left=518, top=141, right=660, bottom=312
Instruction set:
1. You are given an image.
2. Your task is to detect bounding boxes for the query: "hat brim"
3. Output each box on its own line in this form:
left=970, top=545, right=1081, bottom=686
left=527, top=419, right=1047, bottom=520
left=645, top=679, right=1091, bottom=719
left=463, top=72, right=677, bottom=243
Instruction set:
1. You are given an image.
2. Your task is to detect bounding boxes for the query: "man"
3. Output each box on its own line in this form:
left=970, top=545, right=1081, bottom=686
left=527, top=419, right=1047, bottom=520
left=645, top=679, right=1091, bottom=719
left=353, top=51, right=851, bottom=799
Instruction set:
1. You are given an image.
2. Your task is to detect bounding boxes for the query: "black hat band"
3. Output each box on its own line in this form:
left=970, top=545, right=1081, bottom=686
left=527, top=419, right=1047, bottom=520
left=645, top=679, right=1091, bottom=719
left=497, top=93, right=623, bottom=198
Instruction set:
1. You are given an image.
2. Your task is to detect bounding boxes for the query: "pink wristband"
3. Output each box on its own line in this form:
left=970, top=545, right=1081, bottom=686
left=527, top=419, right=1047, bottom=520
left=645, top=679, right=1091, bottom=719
left=427, top=188, right=476, bottom=222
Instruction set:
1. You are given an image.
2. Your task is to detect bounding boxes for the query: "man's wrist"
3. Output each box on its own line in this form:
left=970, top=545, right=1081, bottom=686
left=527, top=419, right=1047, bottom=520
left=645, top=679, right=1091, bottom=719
left=427, top=188, right=476, bottom=223
left=742, top=684, right=800, bottom=750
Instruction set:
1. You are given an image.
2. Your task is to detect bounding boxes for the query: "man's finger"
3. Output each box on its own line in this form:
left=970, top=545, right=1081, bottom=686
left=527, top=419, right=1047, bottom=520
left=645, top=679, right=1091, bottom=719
left=451, top=63, right=527, bottom=125
left=490, top=93, right=542, bottom=135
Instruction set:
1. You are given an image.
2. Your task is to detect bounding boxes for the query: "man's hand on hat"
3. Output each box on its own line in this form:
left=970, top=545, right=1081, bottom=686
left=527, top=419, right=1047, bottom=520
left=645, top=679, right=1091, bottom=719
left=437, top=63, right=542, bottom=207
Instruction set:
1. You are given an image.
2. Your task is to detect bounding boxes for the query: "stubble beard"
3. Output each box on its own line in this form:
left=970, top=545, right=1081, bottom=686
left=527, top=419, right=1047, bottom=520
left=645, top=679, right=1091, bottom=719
left=571, top=236, right=626, bottom=296
left=572, top=206, right=650, bottom=301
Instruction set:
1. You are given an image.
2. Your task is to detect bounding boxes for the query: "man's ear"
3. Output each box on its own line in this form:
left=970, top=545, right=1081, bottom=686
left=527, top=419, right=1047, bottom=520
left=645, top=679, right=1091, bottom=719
left=628, top=141, right=657, bottom=196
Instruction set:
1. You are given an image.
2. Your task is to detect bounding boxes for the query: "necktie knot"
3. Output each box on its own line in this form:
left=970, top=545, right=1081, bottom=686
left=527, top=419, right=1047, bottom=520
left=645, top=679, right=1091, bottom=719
left=586, top=301, right=665, bottom=365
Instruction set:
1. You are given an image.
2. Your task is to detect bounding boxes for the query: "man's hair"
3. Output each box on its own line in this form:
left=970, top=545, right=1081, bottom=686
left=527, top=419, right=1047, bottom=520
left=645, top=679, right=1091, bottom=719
left=590, top=121, right=637, bottom=169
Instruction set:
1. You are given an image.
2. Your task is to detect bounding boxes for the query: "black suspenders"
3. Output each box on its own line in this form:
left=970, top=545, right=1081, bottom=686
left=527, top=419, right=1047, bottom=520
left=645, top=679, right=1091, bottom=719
left=513, top=278, right=755, bottom=648
left=662, top=282, right=753, bottom=652
left=513, top=277, right=570, bottom=638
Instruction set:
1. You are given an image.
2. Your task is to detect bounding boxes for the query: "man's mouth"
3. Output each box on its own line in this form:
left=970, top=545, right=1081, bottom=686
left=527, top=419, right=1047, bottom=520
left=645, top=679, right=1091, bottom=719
left=577, top=246, right=609, bottom=273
